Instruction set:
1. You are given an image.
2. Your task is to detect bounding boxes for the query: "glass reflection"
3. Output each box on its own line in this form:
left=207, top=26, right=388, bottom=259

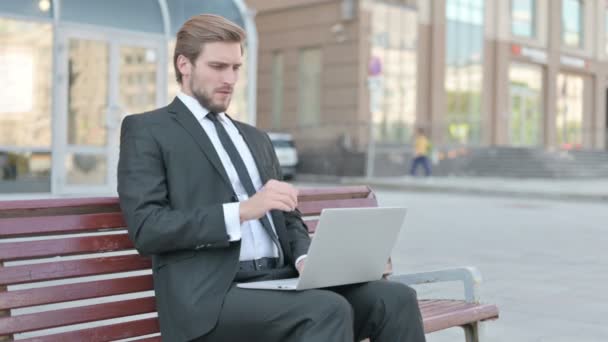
left=509, top=63, right=543, bottom=146
left=66, top=153, right=107, bottom=185
left=119, top=45, right=157, bottom=116
left=511, top=0, right=536, bottom=38
left=556, top=73, right=584, bottom=148
left=562, top=0, right=583, bottom=48
left=298, top=48, right=321, bottom=127
left=68, top=39, right=109, bottom=146
left=0, top=151, right=51, bottom=193
left=445, top=0, right=484, bottom=144
left=0, top=19, right=52, bottom=147
left=369, top=1, right=417, bottom=144
left=0, top=18, right=52, bottom=193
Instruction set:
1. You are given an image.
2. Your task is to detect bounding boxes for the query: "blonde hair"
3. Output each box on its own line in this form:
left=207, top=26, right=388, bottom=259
left=173, top=14, right=246, bottom=83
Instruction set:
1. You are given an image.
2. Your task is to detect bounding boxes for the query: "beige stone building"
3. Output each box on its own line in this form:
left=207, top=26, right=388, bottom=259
left=248, top=0, right=608, bottom=174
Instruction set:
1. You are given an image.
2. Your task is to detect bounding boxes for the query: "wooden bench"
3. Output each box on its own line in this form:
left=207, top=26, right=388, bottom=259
left=0, top=186, right=498, bottom=341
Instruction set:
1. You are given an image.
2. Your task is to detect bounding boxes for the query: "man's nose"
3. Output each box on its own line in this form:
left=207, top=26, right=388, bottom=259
left=223, top=68, right=238, bottom=85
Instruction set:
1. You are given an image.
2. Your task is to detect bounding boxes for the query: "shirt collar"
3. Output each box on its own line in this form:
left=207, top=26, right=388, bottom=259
left=177, top=91, right=225, bottom=122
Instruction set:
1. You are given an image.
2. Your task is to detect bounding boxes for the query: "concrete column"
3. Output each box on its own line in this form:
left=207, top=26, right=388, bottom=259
left=483, top=0, right=511, bottom=146
left=358, top=4, right=372, bottom=149
left=592, top=0, right=607, bottom=149
left=429, top=0, right=446, bottom=145
left=415, top=0, right=432, bottom=132
left=593, top=69, right=607, bottom=149
left=583, top=75, right=594, bottom=147
left=544, top=0, right=562, bottom=149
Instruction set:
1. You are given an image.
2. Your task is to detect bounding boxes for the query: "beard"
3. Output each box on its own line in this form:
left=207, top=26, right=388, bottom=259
left=190, top=79, right=231, bottom=113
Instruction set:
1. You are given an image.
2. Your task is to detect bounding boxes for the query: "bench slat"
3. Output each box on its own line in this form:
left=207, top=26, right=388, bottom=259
left=419, top=300, right=499, bottom=333
left=0, top=212, right=126, bottom=238
left=0, top=188, right=370, bottom=213
left=132, top=336, right=162, bottom=342
left=298, top=198, right=378, bottom=216
left=0, top=234, right=134, bottom=261
left=304, top=220, right=317, bottom=233
left=297, top=186, right=372, bottom=201
left=18, top=317, right=159, bottom=342
left=0, top=198, right=119, bottom=211
left=0, top=297, right=156, bottom=335
left=0, top=275, right=153, bottom=310
left=422, top=300, right=473, bottom=315
left=0, top=255, right=151, bottom=286
left=0, top=189, right=371, bottom=212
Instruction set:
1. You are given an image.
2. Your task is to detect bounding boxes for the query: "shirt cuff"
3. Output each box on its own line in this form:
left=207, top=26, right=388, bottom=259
left=295, top=255, right=307, bottom=268
left=223, top=202, right=241, bottom=241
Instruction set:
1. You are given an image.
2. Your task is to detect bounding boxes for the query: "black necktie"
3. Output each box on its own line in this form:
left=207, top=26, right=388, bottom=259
left=207, top=112, right=284, bottom=266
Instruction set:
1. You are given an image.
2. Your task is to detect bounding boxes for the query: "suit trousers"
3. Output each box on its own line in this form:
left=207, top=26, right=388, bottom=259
left=192, top=270, right=426, bottom=342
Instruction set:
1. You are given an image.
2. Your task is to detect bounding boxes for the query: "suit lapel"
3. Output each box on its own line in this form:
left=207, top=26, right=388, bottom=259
left=168, top=98, right=232, bottom=190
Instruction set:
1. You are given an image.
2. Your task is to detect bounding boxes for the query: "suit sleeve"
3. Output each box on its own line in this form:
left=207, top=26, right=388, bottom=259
left=263, top=133, right=311, bottom=260
left=117, top=115, right=231, bottom=256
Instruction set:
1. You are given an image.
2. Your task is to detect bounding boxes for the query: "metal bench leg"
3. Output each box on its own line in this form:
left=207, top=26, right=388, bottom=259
left=463, top=322, right=479, bottom=342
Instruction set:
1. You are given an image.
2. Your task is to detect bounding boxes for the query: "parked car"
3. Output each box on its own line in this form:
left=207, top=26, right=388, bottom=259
left=268, top=132, right=298, bottom=179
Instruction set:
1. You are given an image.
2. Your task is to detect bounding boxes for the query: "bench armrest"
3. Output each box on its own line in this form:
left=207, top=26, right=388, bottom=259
left=388, top=266, right=482, bottom=303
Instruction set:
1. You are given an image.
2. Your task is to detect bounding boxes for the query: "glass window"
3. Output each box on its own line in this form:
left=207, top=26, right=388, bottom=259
left=511, top=0, right=536, bottom=38
left=271, top=52, right=284, bottom=130
left=298, top=48, right=322, bottom=127
left=369, top=2, right=417, bottom=144
left=61, top=0, right=163, bottom=34
left=67, top=39, right=109, bottom=147
left=562, top=0, right=584, bottom=48
left=0, top=19, right=52, bottom=148
left=119, top=46, right=157, bottom=116
left=509, top=63, right=543, bottom=146
left=0, top=18, right=52, bottom=193
left=556, top=73, right=584, bottom=148
left=445, top=0, right=485, bottom=145
left=0, top=152, right=51, bottom=193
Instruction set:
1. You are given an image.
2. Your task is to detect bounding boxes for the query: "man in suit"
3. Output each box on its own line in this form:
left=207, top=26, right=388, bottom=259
left=118, top=14, right=425, bottom=342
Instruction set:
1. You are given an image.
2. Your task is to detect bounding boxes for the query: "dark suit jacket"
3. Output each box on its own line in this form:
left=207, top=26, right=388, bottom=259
left=117, top=98, right=311, bottom=342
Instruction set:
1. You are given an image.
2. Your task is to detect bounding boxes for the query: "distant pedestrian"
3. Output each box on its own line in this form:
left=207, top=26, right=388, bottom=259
left=409, top=128, right=431, bottom=177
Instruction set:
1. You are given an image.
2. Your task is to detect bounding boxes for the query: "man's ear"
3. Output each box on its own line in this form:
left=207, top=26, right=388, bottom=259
left=177, top=55, right=192, bottom=79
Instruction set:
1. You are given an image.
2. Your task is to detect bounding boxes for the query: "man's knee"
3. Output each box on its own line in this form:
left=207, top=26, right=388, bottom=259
left=294, top=290, right=354, bottom=340
left=315, top=290, right=353, bottom=322
left=310, top=290, right=354, bottom=324
left=383, top=281, right=419, bottom=315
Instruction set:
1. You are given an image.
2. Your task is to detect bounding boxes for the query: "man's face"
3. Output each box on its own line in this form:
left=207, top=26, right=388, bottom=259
left=179, top=41, right=242, bottom=113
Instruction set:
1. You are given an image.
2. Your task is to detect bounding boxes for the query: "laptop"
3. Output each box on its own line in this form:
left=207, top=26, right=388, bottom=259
left=237, top=207, right=407, bottom=291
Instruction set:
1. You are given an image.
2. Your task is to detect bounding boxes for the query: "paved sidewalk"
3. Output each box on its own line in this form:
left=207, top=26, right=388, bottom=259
left=298, top=175, right=608, bottom=202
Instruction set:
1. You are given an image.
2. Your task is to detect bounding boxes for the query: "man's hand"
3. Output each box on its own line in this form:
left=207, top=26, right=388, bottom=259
left=296, top=258, right=305, bottom=274
left=239, top=180, right=298, bottom=223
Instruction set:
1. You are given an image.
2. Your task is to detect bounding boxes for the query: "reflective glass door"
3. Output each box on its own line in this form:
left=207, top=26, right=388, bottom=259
left=509, top=63, right=543, bottom=146
left=55, top=28, right=163, bottom=195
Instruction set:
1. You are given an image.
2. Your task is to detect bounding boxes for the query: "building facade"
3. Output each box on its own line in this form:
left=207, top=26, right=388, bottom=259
left=2, top=0, right=608, bottom=197
left=0, top=0, right=257, bottom=197
left=249, top=0, right=608, bottom=175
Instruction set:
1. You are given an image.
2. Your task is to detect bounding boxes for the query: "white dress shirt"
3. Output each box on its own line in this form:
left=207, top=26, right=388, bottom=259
left=177, top=92, right=305, bottom=265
